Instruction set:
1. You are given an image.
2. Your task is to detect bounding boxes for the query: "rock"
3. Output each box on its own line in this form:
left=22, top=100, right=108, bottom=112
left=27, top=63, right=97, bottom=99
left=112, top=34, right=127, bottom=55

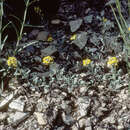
left=72, top=32, right=87, bottom=50
left=85, top=126, right=92, bottom=130
left=97, top=127, right=105, bottom=130
left=36, top=102, right=43, bottom=112
left=34, top=112, right=47, bottom=125
left=41, top=45, right=57, bottom=57
left=0, top=112, right=8, bottom=122
left=49, top=63, right=59, bottom=76
left=69, top=19, right=83, bottom=32
left=79, top=86, right=87, bottom=93
left=8, top=112, right=29, bottom=126
left=117, top=124, right=124, bottom=129
left=80, top=73, right=87, bottom=78
left=36, top=31, right=49, bottom=41
left=62, top=112, right=74, bottom=125
left=79, top=118, right=91, bottom=128
left=71, top=125, right=79, bottom=130
left=56, top=126, right=65, bottom=130
left=51, top=19, right=61, bottom=25
left=0, top=93, right=14, bottom=110
left=84, top=15, right=93, bottom=24
left=9, top=97, right=25, bottom=112
left=74, top=97, right=91, bottom=119
left=98, top=85, right=105, bottom=90
left=103, top=116, right=116, bottom=124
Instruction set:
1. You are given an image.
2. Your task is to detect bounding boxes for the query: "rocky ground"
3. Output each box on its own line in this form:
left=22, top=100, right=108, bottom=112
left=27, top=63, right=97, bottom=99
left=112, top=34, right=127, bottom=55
left=0, top=0, right=130, bottom=130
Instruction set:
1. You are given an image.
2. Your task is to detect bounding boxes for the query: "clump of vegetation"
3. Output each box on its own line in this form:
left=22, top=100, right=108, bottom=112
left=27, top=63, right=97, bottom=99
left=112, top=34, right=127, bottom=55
left=110, top=0, right=130, bottom=92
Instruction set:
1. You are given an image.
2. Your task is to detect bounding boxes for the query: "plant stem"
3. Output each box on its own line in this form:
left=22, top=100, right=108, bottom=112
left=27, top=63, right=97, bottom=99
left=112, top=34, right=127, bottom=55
left=15, top=0, right=30, bottom=54
left=0, top=0, right=3, bottom=48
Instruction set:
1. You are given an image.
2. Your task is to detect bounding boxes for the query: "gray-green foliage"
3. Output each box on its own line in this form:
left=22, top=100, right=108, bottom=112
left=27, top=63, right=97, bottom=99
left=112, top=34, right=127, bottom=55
left=110, top=0, right=130, bottom=92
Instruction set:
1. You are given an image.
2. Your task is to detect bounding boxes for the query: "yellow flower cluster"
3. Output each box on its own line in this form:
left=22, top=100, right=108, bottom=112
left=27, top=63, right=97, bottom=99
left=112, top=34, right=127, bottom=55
left=47, top=36, right=53, bottom=42
left=107, top=57, right=118, bottom=68
left=82, top=58, right=91, bottom=66
left=103, top=17, right=107, bottom=23
left=42, top=56, right=53, bottom=65
left=70, top=34, right=77, bottom=41
left=7, top=57, right=17, bottom=68
left=34, top=6, right=44, bottom=16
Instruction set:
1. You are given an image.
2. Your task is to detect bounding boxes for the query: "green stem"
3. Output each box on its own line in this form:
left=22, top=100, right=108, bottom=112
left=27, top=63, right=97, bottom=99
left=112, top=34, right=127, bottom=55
left=0, top=0, right=3, bottom=50
left=15, top=0, right=30, bottom=54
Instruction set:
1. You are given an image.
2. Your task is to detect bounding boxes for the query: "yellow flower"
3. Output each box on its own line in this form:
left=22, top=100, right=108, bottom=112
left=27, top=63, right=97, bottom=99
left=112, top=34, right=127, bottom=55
left=107, top=57, right=118, bottom=68
left=34, top=6, right=44, bottom=16
left=103, top=17, right=107, bottom=23
left=42, top=56, right=53, bottom=65
left=70, top=34, right=77, bottom=41
left=34, top=6, right=42, bottom=14
left=7, top=57, right=17, bottom=68
left=128, top=26, right=130, bottom=31
left=82, top=58, right=91, bottom=66
left=47, top=36, right=53, bottom=42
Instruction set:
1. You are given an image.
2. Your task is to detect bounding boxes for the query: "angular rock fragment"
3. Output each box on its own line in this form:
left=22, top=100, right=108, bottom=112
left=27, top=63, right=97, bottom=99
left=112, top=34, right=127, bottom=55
left=0, top=93, right=14, bottom=110
left=41, top=45, right=57, bottom=57
left=69, top=19, right=83, bottom=32
left=72, top=32, right=87, bottom=49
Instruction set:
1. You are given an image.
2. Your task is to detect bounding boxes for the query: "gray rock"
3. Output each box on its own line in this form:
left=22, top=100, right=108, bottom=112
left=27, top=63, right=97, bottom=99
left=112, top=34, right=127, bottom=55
left=75, top=96, right=91, bottom=119
left=0, top=112, right=8, bottom=122
left=49, top=63, right=59, bottom=76
left=69, top=19, right=83, bottom=32
left=41, top=45, right=57, bottom=57
left=36, top=31, right=49, bottom=41
left=117, top=124, right=124, bottom=129
left=62, top=112, right=74, bottom=125
left=72, top=32, right=87, bottom=49
left=9, top=97, right=25, bottom=112
left=84, top=15, right=93, bottom=24
left=8, top=112, right=29, bottom=126
left=79, top=118, right=91, bottom=128
left=34, top=112, right=47, bottom=125
left=71, top=125, right=79, bottom=130
left=0, top=93, right=14, bottom=110
left=56, top=126, right=65, bottom=130
left=85, top=126, right=92, bottom=130
left=103, top=116, right=116, bottom=124
left=96, top=127, right=105, bottom=130
left=51, top=19, right=61, bottom=25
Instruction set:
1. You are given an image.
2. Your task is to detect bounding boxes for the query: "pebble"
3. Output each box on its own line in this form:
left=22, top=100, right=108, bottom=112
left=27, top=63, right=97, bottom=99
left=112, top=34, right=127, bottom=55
left=36, top=31, right=49, bottom=41
left=0, top=112, right=8, bottom=122
left=34, top=112, right=47, bottom=125
left=51, top=19, right=61, bottom=25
